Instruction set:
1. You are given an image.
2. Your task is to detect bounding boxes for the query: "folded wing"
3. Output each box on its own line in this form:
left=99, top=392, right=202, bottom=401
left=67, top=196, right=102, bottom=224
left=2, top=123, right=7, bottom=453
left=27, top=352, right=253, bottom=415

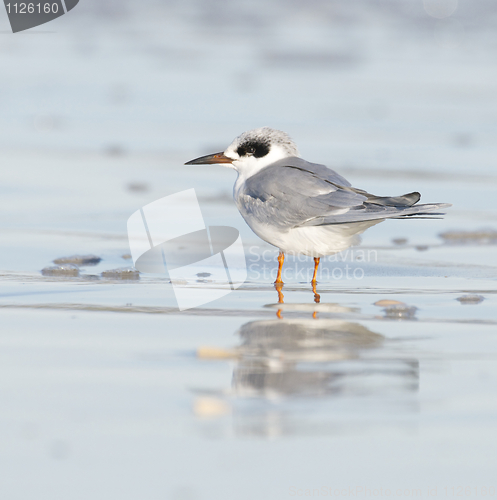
left=239, top=157, right=451, bottom=229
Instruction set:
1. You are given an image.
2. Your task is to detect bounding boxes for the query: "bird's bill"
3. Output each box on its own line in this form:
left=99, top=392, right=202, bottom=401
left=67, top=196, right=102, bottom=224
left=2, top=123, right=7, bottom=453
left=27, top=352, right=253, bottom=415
left=184, top=152, right=233, bottom=165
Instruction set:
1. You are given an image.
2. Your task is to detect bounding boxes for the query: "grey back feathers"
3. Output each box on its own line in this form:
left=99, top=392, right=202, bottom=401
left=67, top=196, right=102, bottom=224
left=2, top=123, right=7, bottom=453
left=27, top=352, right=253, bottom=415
left=238, top=156, right=451, bottom=229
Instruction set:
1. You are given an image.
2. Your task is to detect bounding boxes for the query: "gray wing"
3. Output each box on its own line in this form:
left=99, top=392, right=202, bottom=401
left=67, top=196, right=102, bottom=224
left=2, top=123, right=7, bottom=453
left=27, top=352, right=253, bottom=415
left=239, top=157, right=451, bottom=228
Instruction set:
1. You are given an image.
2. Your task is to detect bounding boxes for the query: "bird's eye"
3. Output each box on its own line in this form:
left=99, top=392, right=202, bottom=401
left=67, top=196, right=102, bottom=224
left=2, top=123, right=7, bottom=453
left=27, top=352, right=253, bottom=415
left=236, top=141, right=269, bottom=158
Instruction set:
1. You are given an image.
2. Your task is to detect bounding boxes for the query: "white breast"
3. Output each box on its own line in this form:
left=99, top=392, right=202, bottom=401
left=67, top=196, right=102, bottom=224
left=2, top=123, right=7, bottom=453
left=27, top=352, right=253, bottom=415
left=250, top=222, right=374, bottom=257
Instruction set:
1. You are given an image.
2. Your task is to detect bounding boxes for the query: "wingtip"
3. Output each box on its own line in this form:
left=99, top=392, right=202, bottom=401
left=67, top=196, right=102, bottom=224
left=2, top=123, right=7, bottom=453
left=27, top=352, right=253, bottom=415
left=408, top=191, right=421, bottom=206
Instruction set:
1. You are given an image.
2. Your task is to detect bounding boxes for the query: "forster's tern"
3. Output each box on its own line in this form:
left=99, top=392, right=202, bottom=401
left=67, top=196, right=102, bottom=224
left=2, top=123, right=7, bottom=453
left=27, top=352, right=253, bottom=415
left=186, top=127, right=450, bottom=285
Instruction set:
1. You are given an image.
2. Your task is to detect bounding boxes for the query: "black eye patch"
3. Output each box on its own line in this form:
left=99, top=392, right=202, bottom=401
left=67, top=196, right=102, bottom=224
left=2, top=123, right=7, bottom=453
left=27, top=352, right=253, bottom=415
left=236, top=140, right=270, bottom=158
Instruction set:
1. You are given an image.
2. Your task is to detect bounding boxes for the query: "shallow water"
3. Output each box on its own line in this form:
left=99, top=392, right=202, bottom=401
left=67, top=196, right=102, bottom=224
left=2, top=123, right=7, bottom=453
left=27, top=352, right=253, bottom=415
left=1, top=1, right=497, bottom=499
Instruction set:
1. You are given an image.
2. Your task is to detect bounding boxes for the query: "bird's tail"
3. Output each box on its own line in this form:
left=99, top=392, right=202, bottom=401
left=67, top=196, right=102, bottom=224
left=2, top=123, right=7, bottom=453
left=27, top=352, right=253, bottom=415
left=303, top=201, right=452, bottom=226
left=364, top=191, right=451, bottom=219
left=388, top=203, right=452, bottom=219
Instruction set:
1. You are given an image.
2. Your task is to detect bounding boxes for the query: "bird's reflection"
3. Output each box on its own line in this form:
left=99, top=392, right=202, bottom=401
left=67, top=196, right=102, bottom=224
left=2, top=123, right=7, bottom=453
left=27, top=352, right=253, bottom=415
left=195, top=288, right=420, bottom=438
left=274, top=281, right=320, bottom=318
left=233, top=318, right=418, bottom=400
left=233, top=318, right=385, bottom=398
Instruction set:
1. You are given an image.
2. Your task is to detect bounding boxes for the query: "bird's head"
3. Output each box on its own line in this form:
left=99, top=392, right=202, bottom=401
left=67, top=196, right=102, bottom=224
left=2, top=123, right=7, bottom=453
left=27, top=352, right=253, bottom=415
left=185, top=127, right=299, bottom=177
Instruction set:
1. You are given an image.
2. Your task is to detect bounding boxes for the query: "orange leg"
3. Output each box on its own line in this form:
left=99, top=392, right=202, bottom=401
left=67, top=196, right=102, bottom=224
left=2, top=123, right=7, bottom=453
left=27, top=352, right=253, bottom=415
left=274, top=252, right=285, bottom=284
left=311, top=257, right=320, bottom=284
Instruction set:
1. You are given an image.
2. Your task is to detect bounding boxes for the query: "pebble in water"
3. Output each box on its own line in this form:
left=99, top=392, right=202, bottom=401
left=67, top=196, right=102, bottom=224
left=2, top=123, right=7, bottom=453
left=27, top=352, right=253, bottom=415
left=101, top=268, right=140, bottom=280
left=383, top=304, right=418, bottom=319
left=374, top=300, right=405, bottom=307
left=439, top=229, right=497, bottom=245
left=457, top=294, right=484, bottom=305
left=374, top=300, right=417, bottom=320
left=42, top=264, right=80, bottom=277
left=127, top=182, right=149, bottom=193
left=53, top=255, right=102, bottom=266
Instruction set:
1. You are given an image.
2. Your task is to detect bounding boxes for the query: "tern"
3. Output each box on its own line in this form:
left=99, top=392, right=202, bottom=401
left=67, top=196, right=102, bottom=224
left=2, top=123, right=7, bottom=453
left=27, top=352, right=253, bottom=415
left=186, top=127, right=450, bottom=286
